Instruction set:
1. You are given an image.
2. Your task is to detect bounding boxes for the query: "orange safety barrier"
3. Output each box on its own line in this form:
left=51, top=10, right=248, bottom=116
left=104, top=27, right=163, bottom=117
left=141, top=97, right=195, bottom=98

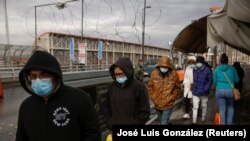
left=176, top=70, right=184, bottom=82
left=214, top=112, right=221, bottom=125
left=0, top=79, right=3, bottom=98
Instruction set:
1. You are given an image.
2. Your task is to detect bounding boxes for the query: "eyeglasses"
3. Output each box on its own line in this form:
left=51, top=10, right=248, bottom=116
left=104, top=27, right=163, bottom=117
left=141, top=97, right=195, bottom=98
left=114, top=72, right=125, bottom=77
left=28, top=72, right=53, bottom=80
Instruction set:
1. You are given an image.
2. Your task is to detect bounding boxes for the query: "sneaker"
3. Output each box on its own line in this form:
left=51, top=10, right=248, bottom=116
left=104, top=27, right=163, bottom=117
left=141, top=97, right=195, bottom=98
left=182, top=113, right=190, bottom=119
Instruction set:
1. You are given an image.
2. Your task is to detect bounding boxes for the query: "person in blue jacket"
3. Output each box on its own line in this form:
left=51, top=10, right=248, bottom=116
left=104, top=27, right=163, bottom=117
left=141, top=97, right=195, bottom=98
left=16, top=50, right=101, bottom=141
left=192, top=56, right=213, bottom=124
left=213, top=53, right=239, bottom=125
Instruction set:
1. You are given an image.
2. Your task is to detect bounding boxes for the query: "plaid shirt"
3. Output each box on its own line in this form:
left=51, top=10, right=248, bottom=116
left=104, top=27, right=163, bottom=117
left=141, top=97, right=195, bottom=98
left=192, top=66, right=213, bottom=96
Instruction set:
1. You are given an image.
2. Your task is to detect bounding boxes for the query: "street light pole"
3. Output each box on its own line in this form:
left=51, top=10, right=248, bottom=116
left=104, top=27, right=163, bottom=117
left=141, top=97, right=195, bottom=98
left=34, top=0, right=78, bottom=48
left=81, top=0, right=84, bottom=38
left=142, top=0, right=146, bottom=67
left=3, top=0, right=10, bottom=45
left=142, top=0, right=151, bottom=72
left=35, top=6, right=37, bottom=47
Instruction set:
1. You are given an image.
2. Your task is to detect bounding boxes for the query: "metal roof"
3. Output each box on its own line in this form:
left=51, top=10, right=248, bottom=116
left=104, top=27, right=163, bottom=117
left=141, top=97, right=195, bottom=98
left=172, top=16, right=208, bottom=54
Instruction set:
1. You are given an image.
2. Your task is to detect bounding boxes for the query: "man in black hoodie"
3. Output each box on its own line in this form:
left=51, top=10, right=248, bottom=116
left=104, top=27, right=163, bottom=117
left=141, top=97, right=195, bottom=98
left=16, top=50, right=101, bottom=141
left=103, top=57, right=150, bottom=131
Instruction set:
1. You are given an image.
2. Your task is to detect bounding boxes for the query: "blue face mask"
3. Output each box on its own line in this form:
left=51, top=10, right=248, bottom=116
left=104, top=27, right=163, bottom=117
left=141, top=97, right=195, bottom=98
left=31, top=78, right=53, bottom=97
left=116, top=76, right=127, bottom=84
left=160, top=67, right=168, bottom=73
left=196, top=63, right=203, bottom=68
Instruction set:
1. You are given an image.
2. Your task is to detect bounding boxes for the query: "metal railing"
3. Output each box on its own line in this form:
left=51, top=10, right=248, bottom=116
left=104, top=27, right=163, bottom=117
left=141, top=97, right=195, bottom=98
left=0, top=64, right=111, bottom=82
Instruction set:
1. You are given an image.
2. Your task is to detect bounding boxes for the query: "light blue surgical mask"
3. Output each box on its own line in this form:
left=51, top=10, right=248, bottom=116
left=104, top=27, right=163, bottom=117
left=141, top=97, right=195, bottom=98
left=160, top=67, right=168, bottom=73
left=196, top=63, right=203, bottom=68
left=116, top=76, right=127, bottom=84
left=31, top=78, right=53, bottom=97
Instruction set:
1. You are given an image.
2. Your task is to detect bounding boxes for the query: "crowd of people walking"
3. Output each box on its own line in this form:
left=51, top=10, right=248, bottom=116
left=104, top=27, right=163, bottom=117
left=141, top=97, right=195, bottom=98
left=15, top=50, right=245, bottom=141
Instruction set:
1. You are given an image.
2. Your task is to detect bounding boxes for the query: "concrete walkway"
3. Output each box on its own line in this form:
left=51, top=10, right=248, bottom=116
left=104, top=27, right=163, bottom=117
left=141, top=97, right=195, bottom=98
left=165, top=65, right=250, bottom=125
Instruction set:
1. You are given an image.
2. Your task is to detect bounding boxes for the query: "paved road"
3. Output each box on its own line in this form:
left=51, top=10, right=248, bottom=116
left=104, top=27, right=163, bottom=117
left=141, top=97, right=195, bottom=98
left=151, top=65, right=250, bottom=125
left=169, top=91, right=217, bottom=125
left=0, top=87, right=29, bottom=141
left=170, top=65, right=250, bottom=125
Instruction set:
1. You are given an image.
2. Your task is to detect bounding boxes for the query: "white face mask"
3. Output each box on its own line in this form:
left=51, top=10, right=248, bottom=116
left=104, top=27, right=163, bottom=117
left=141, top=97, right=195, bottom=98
left=189, top=64, right=195, bottom=68
left=160, top=67, right=168, bottom=73
left=116, top=76, right=127, bottom=84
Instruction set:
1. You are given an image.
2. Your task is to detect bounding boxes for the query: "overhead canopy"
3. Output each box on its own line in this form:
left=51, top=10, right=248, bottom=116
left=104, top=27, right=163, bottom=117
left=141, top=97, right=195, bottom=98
left=172, top=15, right=208, bottom=54
left=207, top=0, right=250, bottom=55
left=172, top=0, right=250, bottom=55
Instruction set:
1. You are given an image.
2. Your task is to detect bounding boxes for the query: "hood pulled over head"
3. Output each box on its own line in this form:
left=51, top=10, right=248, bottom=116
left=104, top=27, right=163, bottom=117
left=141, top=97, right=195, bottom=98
left=156, top=56, right=173, bottom=69
left=19, top=50, right=62, bottom=95
left=109, top=57, right=134, bottom=85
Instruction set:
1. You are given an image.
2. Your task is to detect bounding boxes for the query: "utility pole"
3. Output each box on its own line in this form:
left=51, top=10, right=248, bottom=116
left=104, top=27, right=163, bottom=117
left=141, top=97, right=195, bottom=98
left=35, top=6, right=37, bottom=47
left=142, top=0, right=146, bottom=67
left=3, top=0, right=10, bottom=44
left=3, top=0, right=10, bottom=66
left=142, top=0, right=151, bottom=71
left=81, top=0, right=84, bottom=38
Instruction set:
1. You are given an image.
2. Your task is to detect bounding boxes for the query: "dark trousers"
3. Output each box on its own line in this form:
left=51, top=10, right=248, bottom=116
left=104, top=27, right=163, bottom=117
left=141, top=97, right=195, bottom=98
left=184, top=97, right=192, bottom=113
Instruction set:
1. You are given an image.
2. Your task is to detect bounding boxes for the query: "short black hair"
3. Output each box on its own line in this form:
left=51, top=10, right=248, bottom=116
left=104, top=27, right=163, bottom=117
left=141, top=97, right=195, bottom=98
left=220, top=53, right=228, bottom=64
left=196, top=56, right=205, bottom=63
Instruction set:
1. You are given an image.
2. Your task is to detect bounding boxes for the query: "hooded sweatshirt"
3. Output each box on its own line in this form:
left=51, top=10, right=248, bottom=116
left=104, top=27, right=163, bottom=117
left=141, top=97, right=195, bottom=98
left=16, top=51, right=101, bottom=141
left=103, top=57, right=150, bottom=130
left=213, top=64, right=239, bottom=91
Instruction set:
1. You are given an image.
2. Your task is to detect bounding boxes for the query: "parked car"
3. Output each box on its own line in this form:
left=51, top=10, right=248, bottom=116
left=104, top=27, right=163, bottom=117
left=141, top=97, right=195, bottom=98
left=143, top=58, right=159, bottom=77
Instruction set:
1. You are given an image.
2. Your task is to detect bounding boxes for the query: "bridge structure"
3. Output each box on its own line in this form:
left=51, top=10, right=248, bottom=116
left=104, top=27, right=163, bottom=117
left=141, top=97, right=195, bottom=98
left=0, top=32, right=170, bottom=82
left=35, top=32, right=169, bottom=66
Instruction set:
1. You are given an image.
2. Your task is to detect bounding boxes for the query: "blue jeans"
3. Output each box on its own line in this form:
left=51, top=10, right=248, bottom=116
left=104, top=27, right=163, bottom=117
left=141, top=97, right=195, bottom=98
left=216, top=89, right=234, bottom=125
left=156, top=108, right=172, bottom=125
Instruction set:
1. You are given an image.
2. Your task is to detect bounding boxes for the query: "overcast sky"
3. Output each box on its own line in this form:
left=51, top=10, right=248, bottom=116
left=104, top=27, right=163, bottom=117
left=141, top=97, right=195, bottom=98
left=0, top=0, right=225, bottom=49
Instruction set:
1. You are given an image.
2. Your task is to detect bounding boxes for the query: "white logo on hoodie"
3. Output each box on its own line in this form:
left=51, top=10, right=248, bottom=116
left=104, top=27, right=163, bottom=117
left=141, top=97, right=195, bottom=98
left=53, top=107, right=70, bottom=127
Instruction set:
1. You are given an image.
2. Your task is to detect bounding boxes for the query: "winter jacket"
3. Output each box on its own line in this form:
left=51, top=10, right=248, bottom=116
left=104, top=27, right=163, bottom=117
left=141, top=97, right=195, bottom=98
left=103, top=57, right=150, bottom=130
left=183, top=65, right=194, bottom=98
left=148, top=56, right=181, bottom=110
left=192, top=65, right=213, bottom=96
left=16, top=51, right=101, bottom=141
left=213, top=64, right=239, bottom=91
